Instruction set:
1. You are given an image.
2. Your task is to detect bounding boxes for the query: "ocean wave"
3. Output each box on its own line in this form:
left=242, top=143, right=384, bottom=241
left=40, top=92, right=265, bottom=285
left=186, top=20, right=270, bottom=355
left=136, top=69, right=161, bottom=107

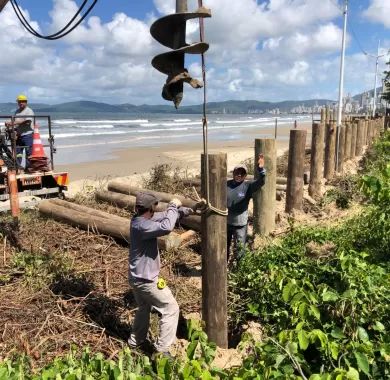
left=161, top=121, right=202, bottom=127
left=214, top=118, right=274, bottom=124
left=142, top=127, right=189, bottom=133
left=42, top=131, right=128, bottom=139
left=71, top=124, right=115, bottom=129
left=58, top=132, right=203, bottom=149
left=139, top=123, right=160, bottom=127
left=54, top=119, right=148, bottom=125
left=173, top=118, right=191, bottom=122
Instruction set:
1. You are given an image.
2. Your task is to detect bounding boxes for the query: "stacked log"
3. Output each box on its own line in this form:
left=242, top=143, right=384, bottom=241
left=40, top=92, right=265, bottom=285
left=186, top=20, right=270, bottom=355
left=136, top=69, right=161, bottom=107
left=39, top=199, right=190, bottom=250
left=95, top=190, right=202, bottom=231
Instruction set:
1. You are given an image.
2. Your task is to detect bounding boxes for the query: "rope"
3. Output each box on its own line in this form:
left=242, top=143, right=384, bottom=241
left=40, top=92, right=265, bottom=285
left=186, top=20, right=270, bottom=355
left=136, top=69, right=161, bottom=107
left=197, top=0, right=227, bottom=217
left=191, top=187, right=228, bottom=216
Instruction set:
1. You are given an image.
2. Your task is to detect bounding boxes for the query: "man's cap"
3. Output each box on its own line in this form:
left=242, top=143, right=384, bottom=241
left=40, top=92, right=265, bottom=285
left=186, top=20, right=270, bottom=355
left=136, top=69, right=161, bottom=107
left=135, top=192, right=159, bottom=208
left=233, top=164, right=248, bottom=173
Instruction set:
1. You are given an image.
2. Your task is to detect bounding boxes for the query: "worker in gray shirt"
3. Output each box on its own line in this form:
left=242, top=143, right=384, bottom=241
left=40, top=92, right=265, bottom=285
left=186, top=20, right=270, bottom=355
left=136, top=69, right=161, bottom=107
left=5, top=94, right=34, bottom=170
left=128, top=192, right=192, bottom=358
left=227, top=154, right=266, bottom=260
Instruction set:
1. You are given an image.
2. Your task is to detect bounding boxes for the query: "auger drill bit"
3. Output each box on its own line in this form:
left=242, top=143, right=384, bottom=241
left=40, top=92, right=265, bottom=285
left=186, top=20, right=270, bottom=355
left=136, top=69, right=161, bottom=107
left=150, top=1, right=211, bottom=108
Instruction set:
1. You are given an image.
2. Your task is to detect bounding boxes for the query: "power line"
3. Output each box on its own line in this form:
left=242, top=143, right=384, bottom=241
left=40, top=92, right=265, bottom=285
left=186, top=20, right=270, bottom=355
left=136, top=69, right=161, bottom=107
left=10, top=0, right=98, bottom=40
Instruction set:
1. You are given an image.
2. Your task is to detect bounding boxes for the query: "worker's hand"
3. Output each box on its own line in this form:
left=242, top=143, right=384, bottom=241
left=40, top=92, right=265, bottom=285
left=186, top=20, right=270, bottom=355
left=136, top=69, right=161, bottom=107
left=258, top=154, right=265, bottom=169
left=194, top=199, right=207, bottom=212
left=170, top=198, right=182, bottom=208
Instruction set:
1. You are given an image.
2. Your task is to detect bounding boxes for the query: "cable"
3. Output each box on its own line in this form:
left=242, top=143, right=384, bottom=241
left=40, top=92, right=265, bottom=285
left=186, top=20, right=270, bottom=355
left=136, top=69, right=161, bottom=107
left=12, top=0, right=89, bottom=38
left=347, top=18, right=371, bottom=56
left=10, top=0, right=98, bottom=40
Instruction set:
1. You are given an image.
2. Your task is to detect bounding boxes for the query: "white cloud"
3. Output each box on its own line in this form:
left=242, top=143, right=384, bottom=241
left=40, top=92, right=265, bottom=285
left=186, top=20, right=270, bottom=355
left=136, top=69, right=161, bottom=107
left=0, top=0, right=388, bottom=105
left=278, top=61, right=311, bottom=85
left=363, top=0, right=390, bottom=28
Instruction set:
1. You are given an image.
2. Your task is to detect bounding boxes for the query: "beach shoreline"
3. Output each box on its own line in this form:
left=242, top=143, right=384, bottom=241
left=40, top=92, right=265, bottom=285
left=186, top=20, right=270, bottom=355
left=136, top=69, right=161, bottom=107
left=59, top=121, right=313, bottom=196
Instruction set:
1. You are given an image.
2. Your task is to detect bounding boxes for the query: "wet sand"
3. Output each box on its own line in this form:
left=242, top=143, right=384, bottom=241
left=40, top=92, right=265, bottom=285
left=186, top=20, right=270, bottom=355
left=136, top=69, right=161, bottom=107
left=57, top=121, right=312, bottom=196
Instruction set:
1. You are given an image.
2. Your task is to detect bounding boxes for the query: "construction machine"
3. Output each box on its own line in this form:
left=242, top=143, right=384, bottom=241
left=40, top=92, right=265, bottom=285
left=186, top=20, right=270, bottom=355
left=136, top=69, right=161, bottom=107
left=0, top=115, right=68, bottom=214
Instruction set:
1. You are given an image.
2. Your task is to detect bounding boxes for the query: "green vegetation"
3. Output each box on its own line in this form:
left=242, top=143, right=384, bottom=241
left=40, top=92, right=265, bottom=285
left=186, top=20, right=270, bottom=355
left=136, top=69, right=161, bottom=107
left=0, top=133, right=389, bottom=379
left=383, top=59, right=390, bottom=103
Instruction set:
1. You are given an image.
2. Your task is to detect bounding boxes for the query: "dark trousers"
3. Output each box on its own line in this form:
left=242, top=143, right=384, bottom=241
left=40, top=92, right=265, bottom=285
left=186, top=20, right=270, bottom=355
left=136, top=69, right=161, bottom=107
left=227, top=224, right=248, bottom=260
left=16, top=133, right=33, bottom=169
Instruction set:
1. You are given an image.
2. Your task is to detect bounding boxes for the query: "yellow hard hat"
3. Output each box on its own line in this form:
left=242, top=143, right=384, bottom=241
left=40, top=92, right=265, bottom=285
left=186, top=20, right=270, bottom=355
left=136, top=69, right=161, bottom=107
left=16, top=94, right=28, bottom=102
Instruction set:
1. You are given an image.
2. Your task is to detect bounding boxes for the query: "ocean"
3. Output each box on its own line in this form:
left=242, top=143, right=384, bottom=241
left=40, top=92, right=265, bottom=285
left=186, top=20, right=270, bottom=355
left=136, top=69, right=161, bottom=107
left=2, top=113, right=313, bottom=165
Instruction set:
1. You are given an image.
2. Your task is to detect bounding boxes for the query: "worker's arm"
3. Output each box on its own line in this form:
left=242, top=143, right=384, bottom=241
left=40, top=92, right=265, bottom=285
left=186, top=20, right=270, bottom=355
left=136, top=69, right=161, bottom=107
left=178, top=206, right=193, bottom=218
left=141, top=203, right=179, bottom=239
left=5, top=109, right=34, bottom=127
left=248, top=154, right=266, bottom=195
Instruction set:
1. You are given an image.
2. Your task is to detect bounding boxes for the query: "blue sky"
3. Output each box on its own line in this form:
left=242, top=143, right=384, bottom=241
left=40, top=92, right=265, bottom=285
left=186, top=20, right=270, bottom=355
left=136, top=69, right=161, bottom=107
left=0, top=0, right=389, bottom=105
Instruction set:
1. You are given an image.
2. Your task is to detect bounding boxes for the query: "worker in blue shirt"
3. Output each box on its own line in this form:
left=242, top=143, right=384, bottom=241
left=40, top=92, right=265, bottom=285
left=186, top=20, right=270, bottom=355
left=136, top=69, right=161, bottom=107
left=227, top=154, right=266, bottom=260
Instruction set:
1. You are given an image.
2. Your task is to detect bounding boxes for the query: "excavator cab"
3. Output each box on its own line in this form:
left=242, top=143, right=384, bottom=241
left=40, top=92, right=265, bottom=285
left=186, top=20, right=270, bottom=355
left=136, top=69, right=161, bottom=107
left=0, top=115, right=68, bottom=212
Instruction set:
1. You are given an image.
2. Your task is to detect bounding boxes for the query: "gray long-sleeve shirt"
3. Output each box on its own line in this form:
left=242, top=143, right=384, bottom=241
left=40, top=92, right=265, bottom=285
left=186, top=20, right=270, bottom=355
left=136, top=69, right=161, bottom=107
left=129, top=205, right=192, bottom=282
left=227, top=167, right=266, bottom=226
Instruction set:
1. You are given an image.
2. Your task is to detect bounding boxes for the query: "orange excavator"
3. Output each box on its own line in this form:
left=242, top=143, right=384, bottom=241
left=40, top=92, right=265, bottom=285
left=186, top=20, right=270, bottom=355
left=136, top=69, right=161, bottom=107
left=0, top=115, right=68, bottom=217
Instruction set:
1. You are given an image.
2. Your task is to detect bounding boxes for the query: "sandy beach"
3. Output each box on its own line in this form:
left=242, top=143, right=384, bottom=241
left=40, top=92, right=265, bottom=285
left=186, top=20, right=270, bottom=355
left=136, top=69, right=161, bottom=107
left=57, top=121, right=313, bottom=196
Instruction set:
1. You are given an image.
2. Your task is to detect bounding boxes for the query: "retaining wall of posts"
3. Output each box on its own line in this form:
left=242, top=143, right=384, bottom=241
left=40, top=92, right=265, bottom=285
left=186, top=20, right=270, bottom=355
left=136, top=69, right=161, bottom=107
left=309, top=122, right=324, bottom=198
left=253, top=139, right=276, bottom=236
left=286, top=129, right=307, bottom=213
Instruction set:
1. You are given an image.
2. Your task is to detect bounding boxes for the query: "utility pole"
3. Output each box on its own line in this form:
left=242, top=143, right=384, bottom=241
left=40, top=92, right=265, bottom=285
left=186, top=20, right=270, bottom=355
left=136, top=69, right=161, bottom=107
left=372, top=41, right=386, bottom=117
left=336, top=0, right=348, bottom=171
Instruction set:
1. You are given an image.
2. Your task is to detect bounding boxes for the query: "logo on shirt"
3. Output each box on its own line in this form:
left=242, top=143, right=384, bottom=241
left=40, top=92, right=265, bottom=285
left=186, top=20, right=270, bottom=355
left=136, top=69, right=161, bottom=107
left=238, top=192, right=245, bottom=197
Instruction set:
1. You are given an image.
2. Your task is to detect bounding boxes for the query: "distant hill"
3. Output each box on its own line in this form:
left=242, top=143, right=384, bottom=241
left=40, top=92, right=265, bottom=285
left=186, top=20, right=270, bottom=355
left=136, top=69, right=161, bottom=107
left=0, top=99, right=334, bottom=115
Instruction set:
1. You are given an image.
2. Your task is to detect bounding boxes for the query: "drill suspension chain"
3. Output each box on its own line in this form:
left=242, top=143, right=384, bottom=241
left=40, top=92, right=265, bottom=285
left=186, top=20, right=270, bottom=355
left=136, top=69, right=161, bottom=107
left=150, top=6, right=211, bottom=108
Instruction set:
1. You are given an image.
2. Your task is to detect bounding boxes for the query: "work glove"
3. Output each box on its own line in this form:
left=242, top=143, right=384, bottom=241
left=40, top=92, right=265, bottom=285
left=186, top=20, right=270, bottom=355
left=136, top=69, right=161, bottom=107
left=179, top=207, right=194, bottom=218
left=170, top=198, right=182, bottom=208
left=193, top=199, right=207, bottom=212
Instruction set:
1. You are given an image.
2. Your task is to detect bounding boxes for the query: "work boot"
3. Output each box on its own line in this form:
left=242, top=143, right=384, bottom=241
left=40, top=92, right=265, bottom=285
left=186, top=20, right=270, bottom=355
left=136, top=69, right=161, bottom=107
left=127, top=338, right=154, bottom=356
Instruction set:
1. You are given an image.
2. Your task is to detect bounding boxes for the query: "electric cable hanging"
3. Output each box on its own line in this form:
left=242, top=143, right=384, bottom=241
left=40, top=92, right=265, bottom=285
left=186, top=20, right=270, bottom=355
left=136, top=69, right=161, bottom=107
left=10, top=0, right=98, bottom=40
left=197, top=0, right=228, bottom=217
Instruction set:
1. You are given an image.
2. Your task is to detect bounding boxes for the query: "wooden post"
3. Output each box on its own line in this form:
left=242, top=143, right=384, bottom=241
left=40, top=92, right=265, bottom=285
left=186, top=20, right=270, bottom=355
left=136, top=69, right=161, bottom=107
left=253, top=139, right=276, bottom=235
left=344, top=121, right=352, bottom=161
left=350, top=122, right=357, bottom=158
left=320, top=108, right=325, bottom=124
left=325, top=106, right=330, bottom=124
left=367, top=120, right=373, bottom=146
left=7, top=169, right=20, bottom=221
left=309, top=122, right=324, bottom=198
left=362, top=119, right=367, bottom=146
left=336, top=125, right=346, bottom=173
left=380, top=116, right=385, bottom=133
left=274, top=118, right=278, bottom=139
left=356, top=120, right=364, bottom=156
left=324, top=121, right=336, bottom=179
left=201, top=153, right=227, bottom=348
left=285, top=130, right=307, bottom=213
left=334, top=109, right=338, bottom=121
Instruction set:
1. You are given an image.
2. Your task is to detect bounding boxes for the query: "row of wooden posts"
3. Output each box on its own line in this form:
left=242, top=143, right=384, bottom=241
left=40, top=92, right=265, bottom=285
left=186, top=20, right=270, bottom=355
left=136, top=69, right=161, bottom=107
left=202, top=111, right=385, bottom=348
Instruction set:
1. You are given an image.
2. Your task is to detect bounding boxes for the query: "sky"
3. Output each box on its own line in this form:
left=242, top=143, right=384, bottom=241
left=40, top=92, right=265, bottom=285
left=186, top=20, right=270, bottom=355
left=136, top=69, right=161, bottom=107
left=0, top=0, right=389, bottom=105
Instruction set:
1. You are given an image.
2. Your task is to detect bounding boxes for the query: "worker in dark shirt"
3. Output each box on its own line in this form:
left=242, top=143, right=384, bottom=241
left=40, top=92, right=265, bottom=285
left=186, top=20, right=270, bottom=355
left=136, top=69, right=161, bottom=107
left=128, top=192, right=192, bottom=358
left=227, top=154, right=266, bottom=260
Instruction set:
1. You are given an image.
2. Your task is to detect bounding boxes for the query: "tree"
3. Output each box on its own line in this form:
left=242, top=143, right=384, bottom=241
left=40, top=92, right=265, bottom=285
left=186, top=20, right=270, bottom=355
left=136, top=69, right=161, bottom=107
left=383, top=59, right=390, bottom=103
